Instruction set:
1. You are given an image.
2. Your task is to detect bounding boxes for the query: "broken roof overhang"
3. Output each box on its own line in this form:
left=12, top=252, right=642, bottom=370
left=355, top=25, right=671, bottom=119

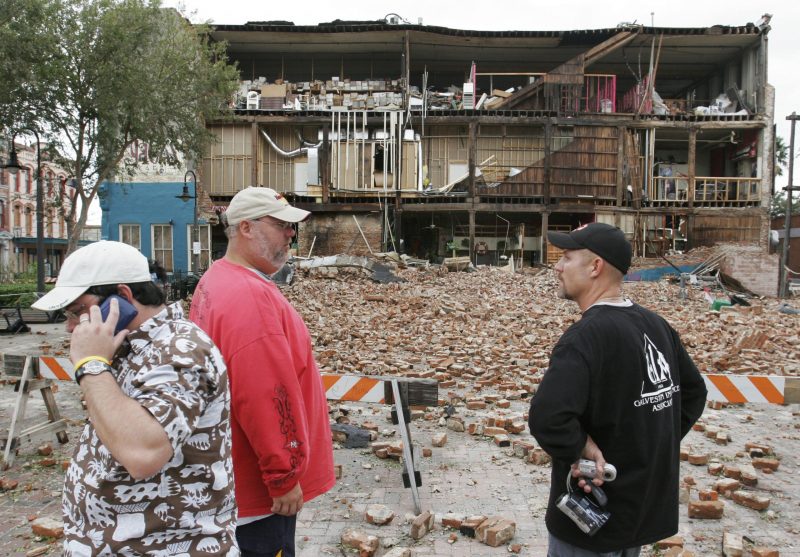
left=213, top=21, right=765, bottom=38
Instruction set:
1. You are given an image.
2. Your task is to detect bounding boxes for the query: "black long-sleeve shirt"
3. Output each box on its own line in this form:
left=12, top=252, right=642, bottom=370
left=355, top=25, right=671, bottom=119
left=529, top=302, right=707, bottom=552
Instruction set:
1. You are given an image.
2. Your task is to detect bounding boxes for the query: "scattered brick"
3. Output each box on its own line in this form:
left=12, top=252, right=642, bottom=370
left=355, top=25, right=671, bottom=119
left=495, top=399, right=511, bottom=409
left=0, top=478, right=19, bottom=491
left=36, top=443, right=52, bottom=456
left=655, top=535, right=684, bottom=549
left=708, top=462, right=724, bottom=475
left=493, top=434, right=511, bottom=447
left=505, top=420, right=527, bottom=434
left=732, top=490, right=770, bottom=511
left=739, top=465, right=758, bottom=487
left=723, top=465, right=742, bottom=480
left=744, top=442, right=773, bottom=455
left=340, top=528, right=379, bottom=557
left=476, top=516, right=516, bottom=547
left=714, top=479, right=741, bottom=498
left=431, top=432, right=447, bottom=447
left=483, top=426, right=507, bottom=437
left=467, top=423, right=484, bottom=436
left=466, top=400, right=487, bottom=410
left=334, top=464, right=342, bottom=479
left=723, top=531, right=744, bottom=557
left=751, top=458, right=779, bottom=472
left=446, top=418, right=465, bottom=433
left=459, top=515, right=488, bottom=538
left=441, top=513, right=464, bottom=529
left=509, top=543, right=523, bottom=553
left=410, top=510, right=435, bottom=540
left=30, top=517, right=64, bottom=539
left=751, top=547, right=779, bottom=557
left=421, top=448, right=432, bottom=458
left=381, top=548, right=411, bottom=557
left=699, top=490, right=719, bottom=501
left=365, top=503, right=394, bottom=525
left=528, top=448, right=551, bottom=465
left=688, top=500, right=724, bottom=519
left=687, top=453, right=709, bottom=466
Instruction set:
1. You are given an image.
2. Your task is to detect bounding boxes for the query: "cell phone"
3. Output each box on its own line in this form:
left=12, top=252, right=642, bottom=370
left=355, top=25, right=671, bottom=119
left=99, top=295, right=138, bottom=335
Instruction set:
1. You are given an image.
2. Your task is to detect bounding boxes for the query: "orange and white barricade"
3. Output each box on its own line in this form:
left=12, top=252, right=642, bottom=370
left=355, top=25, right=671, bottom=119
left=703, top=374, right=797, bottom=405
left=321, top=373, right=437, bottom=513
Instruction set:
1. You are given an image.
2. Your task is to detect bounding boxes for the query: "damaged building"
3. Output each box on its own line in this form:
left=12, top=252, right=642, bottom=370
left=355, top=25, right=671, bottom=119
left=201, top=15, right=775, bottom=268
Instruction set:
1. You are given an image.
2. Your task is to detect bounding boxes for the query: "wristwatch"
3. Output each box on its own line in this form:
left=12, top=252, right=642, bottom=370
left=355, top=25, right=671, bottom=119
left=74, top=359, right=113, bottom=384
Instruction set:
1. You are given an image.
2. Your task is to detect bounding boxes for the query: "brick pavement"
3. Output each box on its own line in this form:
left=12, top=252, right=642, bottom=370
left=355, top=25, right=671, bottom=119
left=1, top=323, right=799, bottom=556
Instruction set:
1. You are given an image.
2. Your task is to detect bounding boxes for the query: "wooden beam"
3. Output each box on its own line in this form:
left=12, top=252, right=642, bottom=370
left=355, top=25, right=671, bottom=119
left=251, top=122, right=259, bottom=186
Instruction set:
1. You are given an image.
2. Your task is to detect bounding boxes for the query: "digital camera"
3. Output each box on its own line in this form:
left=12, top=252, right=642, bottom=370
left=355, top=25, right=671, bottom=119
left=556, top=490, right=611, bottom=536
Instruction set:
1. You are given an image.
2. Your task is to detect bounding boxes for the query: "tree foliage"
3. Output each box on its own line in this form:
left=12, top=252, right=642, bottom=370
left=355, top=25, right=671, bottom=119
left=769, top=192, right=800, bottom=220
left=1, top=0, right=239, bottom=252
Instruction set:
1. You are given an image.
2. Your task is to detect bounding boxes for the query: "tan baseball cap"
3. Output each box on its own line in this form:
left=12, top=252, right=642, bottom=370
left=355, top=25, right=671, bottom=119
left=225, top=186, right=310, bottom=226
left=32, top=241, right=151, bottom=311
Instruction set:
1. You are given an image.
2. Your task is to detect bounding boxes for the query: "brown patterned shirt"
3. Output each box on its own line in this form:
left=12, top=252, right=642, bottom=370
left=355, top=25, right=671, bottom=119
left=62, top=302, right=238, bottom=556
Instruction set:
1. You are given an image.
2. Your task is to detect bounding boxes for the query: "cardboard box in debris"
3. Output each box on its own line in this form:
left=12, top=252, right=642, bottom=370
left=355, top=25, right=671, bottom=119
left=238, top=76, right=478, bottom=111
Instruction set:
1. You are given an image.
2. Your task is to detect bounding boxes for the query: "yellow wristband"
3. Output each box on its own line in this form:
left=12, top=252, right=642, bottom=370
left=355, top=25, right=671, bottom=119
left=73, top=356, right=112, bottom=371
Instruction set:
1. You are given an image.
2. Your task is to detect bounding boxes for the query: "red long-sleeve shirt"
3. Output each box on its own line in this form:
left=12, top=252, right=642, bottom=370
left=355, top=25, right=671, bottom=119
left=191, top=258, right=335, bottom=517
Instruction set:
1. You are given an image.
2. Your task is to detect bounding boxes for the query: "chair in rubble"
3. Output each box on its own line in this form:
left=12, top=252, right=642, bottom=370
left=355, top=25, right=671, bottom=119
left=1, top=308, right=31, bottom=335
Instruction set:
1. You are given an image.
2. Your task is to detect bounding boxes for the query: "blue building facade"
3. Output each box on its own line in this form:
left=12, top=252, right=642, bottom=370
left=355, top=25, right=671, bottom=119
left=99, top=181, right=208, bottom=275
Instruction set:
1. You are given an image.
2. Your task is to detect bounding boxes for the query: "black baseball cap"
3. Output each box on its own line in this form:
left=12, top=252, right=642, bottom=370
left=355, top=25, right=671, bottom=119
left=547, top=223, right=632, bottom=274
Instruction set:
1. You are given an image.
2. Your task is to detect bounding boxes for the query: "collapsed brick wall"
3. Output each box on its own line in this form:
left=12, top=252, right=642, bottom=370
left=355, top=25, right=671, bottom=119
left=719, top=243, right=780, bottom=297
left=297, top=213, right=382, bottom=256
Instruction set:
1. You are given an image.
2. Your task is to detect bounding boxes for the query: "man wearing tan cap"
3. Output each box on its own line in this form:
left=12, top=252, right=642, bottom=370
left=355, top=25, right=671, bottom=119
left=33, top=241, right=237, bottom=556
left=190, top=187, right=335, bottom=557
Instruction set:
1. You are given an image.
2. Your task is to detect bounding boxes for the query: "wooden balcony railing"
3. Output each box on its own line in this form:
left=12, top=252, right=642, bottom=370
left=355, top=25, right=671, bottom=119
left=648, top=176, right=762, bottom=207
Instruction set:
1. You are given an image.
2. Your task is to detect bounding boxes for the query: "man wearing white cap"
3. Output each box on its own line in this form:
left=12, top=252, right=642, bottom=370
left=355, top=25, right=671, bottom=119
left=190, top=187, right=335, bottom=557
left=33, top=241, right=238, bottom=556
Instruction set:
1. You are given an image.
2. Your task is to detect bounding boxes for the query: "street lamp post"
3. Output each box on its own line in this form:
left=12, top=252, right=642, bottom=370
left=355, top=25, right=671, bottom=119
left=3, top=129, right=45, bottom=295
left=176, top=170, right=198, bottom=274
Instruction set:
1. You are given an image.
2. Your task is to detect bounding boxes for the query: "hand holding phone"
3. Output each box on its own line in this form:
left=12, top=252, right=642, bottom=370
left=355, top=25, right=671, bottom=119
left=99, top=295, right=138, bottom=335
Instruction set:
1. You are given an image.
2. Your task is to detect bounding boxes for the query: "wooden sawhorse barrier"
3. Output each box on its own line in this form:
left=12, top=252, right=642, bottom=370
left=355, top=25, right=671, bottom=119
left=2, top=354, right=73, bottom=468
left=322, top=373, right=438, bottom=514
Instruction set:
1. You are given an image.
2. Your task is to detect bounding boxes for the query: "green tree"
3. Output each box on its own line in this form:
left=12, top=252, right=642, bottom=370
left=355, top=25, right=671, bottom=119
left=1, top=0, right=239, bottom=253
left=775, top=135, right=788, bottom=177
left=770, top=192, right=800, bottom=219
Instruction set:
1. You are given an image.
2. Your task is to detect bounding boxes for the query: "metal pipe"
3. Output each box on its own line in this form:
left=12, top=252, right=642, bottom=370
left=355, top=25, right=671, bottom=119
left=259, top=127, right=319, bottom=158
left=781, top=113, right=798, bottom=297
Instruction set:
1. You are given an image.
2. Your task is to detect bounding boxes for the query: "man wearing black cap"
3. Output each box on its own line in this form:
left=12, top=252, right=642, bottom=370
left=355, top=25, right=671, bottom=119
left=528, top=223, right=707, bottom=557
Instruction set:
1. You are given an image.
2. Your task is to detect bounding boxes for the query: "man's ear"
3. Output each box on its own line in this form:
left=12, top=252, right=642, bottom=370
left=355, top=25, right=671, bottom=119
left=116, top=284, right=135, bottom=304
left=589, top=256, right=604, bottom=278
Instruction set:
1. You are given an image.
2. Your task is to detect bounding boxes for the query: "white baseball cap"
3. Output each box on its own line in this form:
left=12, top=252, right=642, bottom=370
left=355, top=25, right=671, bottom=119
left=224, top=186, right=310, bottom=226
left=32, top=241, right=152, bottom=311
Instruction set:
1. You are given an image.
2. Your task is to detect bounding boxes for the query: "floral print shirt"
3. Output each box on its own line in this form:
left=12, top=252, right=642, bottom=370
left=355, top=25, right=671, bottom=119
left=62, top=302, right=238, bottom=556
